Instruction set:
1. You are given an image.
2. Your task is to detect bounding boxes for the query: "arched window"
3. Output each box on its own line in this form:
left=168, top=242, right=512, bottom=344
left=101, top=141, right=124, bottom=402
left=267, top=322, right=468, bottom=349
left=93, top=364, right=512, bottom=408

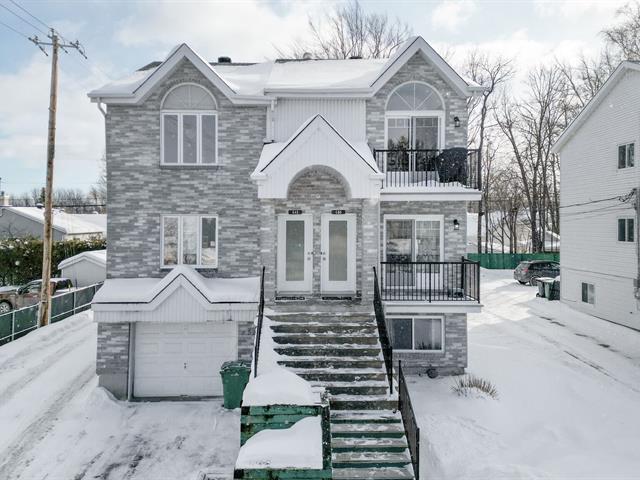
left=386, top=82, right=443, bottom=112
left=385, top=82, right=444, bottom=152
left=161, top=84, right=218, bottom=165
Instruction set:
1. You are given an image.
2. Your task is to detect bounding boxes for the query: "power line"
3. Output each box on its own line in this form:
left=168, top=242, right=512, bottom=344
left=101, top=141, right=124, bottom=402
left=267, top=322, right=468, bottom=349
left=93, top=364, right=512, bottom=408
left=559, top=193, right=632, bottom=209
left=0, top=2, right=47, bottom=35
left=0, top=18, right=28, bottom=38
left=7, top=0, right=49, bottom=31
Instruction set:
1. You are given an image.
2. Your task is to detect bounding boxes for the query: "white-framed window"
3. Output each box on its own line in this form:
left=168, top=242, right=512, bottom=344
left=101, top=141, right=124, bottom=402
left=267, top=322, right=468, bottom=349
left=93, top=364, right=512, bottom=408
left=618, top=143, right=634, bottom=169
left=161, top=84, right=218, bottom=165
left=388, top=316, right=444, bottom=351
left=384, top=215, right=443, bottom=263
left=581, top=282, right=595, bottom=304
left=617, top=217, right=635, bottom=242
left=161, top=215, right=218, bottom=268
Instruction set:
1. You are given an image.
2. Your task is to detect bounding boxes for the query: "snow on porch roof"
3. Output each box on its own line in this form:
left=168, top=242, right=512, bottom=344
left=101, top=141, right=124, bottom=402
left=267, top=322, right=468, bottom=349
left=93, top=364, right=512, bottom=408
left=92, top=265, right=260, bottom=305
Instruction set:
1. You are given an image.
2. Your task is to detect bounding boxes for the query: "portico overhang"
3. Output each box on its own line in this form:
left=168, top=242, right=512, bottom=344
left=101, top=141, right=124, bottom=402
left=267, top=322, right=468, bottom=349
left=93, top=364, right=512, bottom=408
left=251, top=114, right=384, bottom=199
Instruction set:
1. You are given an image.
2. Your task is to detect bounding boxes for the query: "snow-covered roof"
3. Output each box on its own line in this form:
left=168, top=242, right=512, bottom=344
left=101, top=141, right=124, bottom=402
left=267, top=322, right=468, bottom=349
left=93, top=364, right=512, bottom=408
left=3, top=207, right=106, bottom=236
left=552, top=61, right=640, bottom=153
left=72, top=214, right=107, bottom=231
left=92, top=265, right=259, bottom=305
left=58, top=249, right=106, bottom=270
left=88, top=36, right=484, bottom=104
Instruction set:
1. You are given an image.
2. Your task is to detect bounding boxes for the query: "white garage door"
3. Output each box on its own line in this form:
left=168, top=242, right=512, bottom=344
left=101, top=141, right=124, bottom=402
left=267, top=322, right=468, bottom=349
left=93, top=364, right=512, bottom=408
left=133, top=322, right=237, bottom=397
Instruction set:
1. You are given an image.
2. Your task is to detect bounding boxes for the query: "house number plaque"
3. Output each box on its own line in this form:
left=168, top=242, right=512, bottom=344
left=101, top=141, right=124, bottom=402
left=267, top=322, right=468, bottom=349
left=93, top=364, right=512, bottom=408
left=288, top=209, right=303, bottom=215
left=331, top=209, right=346, bottom=215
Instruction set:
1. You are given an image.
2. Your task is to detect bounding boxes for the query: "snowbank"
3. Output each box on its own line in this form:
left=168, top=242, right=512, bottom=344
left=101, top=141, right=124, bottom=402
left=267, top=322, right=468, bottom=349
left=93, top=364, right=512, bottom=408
left=235, top=417, right=323, bottom=469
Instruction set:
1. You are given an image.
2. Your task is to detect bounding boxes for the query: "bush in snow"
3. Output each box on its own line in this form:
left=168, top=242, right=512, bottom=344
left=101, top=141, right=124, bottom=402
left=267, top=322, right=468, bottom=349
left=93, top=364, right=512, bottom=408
left=451, top=374, right=499, bottom=399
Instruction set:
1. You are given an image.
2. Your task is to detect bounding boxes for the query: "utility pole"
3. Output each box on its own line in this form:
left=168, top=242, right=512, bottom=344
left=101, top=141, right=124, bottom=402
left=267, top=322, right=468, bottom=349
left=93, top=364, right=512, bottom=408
left=30, top=29, right=86, bottom=327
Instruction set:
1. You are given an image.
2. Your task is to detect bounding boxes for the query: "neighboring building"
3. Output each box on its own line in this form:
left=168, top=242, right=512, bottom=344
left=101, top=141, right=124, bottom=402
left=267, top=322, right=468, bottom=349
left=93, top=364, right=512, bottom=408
left=58, top=249, right=106, bottom=287
left=89, top=36, right=484, bottom=403
left=552, top=61, right=640, bottom=331
left=0, top=207, right=106, bottom=240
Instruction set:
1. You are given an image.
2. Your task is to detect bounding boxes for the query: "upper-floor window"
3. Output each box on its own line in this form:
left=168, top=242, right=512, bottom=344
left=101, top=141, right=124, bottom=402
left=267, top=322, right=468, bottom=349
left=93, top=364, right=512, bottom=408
left=385, top=82, right=444, bottom=151
left=618, top=143, right=634, bottom=169
left=618, top=218, right=634, bottom=242
left=162, top=214, right=218, bottom=268
left=161, top=84, right=218, bottom=165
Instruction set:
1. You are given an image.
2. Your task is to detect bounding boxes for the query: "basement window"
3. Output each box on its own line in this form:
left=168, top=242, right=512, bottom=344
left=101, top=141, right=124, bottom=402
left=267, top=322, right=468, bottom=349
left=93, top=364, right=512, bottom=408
left=388, top=317, right=444, bottom=351
left=581, top=282, right=595, bottom=305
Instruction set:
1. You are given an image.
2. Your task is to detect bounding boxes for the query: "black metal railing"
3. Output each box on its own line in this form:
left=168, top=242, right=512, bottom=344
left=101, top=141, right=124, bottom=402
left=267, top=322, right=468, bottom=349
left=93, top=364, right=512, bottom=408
left=373, top=266, right=394, bottom=395
left=253, top=266, right=266, bottom=378
left=398, top=360, right=420, bottom=479
left=380, top=258, right=480, bottom=303
left=374, top=148, right=481, bottom=190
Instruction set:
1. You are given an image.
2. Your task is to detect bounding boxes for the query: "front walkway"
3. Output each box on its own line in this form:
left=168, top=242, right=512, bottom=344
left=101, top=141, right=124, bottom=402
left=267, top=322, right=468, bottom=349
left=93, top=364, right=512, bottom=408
left=407, top=269, right=640, bottom=479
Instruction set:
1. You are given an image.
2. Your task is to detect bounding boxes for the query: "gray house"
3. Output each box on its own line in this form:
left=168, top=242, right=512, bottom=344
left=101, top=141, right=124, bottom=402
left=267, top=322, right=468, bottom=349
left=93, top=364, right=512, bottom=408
left=0, top=207, right=106, bottom=240
left=89, top=36, right=483, bottom=402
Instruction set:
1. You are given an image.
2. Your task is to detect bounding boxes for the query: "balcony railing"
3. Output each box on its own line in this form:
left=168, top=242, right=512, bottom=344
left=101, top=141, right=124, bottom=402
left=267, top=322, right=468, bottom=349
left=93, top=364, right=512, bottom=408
left=374, top=148, right=481, bottom=190
left=380, top=259, right=480, bottom=303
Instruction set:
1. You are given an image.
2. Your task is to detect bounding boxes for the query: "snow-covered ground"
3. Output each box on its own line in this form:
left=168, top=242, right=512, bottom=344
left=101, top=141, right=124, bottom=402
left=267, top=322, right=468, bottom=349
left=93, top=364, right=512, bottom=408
left=0, top=311, right=239, bottom=480
left=409, top=269, right=640, bottom=479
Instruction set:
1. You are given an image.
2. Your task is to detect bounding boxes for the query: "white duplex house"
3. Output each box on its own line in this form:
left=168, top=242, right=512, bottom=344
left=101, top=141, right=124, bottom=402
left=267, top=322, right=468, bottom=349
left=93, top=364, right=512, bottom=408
left=553, top=61, right=640, bottom=331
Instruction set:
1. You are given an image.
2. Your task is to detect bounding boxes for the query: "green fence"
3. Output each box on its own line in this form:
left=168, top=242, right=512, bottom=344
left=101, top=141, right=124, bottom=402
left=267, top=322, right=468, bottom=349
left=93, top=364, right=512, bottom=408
left=0, top=283, right=102, bottom=346
left=467, top=253, right=560, bottom=270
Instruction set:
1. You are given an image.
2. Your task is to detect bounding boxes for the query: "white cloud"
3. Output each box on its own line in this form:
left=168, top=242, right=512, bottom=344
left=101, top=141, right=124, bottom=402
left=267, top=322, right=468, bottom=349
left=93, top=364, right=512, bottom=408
left=533, top=0, right=625, bottom=18
left=0, top=54, right=104, bottom=192
left=431, top=0, right=477, bottom=32
left=114, top=1, right=328, bottom=61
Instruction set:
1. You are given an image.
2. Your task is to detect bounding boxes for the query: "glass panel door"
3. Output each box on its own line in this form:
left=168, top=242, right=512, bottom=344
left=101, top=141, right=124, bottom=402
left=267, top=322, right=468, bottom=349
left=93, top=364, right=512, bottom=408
left=385, top=219, right=414, bottom=288
left=321, top=214, right=356, bottom=293
left=413, top=117, right=439, bottom=184
left=277, top=214, right=312, bottom=292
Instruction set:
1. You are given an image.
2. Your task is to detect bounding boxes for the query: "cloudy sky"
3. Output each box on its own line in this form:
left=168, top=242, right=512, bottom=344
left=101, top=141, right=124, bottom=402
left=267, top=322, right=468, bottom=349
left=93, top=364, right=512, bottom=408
left=0, top=0, right=627, bottom=196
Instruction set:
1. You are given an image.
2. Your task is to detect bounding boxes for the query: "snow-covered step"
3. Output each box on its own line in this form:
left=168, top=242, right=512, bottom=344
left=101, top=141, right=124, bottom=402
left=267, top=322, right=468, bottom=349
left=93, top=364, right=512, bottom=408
left=278, top=357, right=384, bottom=369
left=293, top=368, right=387, bottom=383
left=332, top=437, right=408, bottom=452
left=271, top=333, right=379, bottom=345
left=274, top=344, right=381, bottom=357
left=309, top=380, right=390, bottom=396
left=267, top=314, right=375, bottom=324
left=332, top=466, right=414, bottom=479
left=331, top=422, right=405, bottom=438
left=332, top=451, right=412, bottom=469
left=270, top=323, right=377, bottom=334
left=330, top=394, right=398, bottom=411
left=331, top=410, right=402, bottom=424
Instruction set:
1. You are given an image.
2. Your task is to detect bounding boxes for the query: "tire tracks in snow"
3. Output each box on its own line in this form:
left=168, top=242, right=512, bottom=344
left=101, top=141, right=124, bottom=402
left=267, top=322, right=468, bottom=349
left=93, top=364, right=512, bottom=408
left=0, top=364, right=95, bottom=479
left=0, top=322, right=94, bottom=406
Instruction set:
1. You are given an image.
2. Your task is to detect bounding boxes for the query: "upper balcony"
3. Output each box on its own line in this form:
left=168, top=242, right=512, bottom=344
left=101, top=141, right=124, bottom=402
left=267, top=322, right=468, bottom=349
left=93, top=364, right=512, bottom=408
left=373, top=148, right=481, bottom=199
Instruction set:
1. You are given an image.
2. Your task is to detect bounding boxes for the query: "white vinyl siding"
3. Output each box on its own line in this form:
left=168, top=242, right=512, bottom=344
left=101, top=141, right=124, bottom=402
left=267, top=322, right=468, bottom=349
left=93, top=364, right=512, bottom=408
left=558, top=68, right=640, bottom=330
left=161, top=215, right=218, bottom=268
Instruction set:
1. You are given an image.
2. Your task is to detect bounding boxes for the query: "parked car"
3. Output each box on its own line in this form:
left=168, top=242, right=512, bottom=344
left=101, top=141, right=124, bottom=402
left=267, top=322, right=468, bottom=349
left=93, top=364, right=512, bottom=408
left=0, top=278, right=74, bottom=314
left=514, top=261, right=560, bottom=286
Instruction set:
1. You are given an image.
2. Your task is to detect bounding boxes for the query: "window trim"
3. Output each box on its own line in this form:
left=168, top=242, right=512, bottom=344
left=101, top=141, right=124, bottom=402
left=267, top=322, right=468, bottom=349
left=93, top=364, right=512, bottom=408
left=616, top=216, right=635, bottom=243
left=384, top=112, right=445, bottom=151
left=617, top=142, right=635, bottom=169
left=160, top=214, right=219, bottom=268
left=385, top=81, right=446, bottom=112
left=160, top=111, right=218, bottom=166
left=389, top=315, right=445, bottom=353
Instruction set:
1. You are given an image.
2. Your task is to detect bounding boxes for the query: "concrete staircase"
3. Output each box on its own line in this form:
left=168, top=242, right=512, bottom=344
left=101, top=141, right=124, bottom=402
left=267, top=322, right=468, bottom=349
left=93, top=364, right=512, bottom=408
left=269, top=312, right=415, bottom=480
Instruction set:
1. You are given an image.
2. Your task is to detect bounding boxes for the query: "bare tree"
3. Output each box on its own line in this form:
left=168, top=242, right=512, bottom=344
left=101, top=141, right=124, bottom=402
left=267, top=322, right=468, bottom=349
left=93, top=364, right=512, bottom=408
left=603, top=2, right=640, bottom=60
left=496, top=66, right=567, bottom=252
left=464, top=50, right=514, bottom=253
left=278, top=0, right=411, bottom=59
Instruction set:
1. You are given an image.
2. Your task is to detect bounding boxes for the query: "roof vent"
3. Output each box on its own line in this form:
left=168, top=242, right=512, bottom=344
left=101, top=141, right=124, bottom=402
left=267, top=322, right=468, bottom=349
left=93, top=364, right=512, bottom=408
left=302, top=52, right=313, bottom=60
left=217, top=56, right=232, bottom=63
left=349, top=55, right=362, bottom=59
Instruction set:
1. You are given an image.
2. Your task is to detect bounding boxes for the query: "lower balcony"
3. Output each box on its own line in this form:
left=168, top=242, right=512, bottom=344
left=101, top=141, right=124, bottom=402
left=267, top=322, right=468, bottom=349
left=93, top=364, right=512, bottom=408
left=379, top=259, right=480, bottom=303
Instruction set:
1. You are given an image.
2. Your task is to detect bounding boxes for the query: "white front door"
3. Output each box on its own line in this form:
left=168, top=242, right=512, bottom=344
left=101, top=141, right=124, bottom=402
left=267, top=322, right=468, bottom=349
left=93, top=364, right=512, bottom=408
left=277, top=214, right=313, bottom=292
left=321, top=214, right=356, bottom=293
left=133, top=322, right=237, bottom=398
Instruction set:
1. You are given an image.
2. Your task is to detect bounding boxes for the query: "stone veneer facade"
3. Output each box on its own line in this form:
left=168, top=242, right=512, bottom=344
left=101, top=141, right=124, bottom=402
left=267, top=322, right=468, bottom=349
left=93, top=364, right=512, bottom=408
left=96, top=51, right=476, bottom=398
